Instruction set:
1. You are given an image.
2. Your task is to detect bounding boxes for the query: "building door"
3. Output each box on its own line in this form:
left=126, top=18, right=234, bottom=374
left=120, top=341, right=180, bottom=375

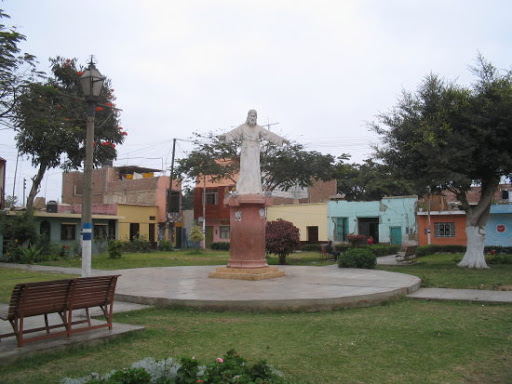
left=390, top=226, right=402, bottom=248
left=205, top=226, right=214, bottom=248
left=129, top=223, right=140, bottom=241
left=335, top=217, right=349, bottom=241
left=358, top=218, right=379, bottom=242
left=307, top=226, right=319, bottom=243
left=175, top=227, right=183, bottom=249
left=149, top=223, right=156, bottom=248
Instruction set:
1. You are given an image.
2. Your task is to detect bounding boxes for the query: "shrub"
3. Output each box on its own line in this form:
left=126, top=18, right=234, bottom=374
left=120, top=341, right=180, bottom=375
left=19, top=245, right=43, bottom=264
left=158, top=240, right=174, bottom=252
left=123, top=235, right=151, bottom=253
left=369, top=244, right=400, bottom=256
left=108, top=240, right=123, bottom=259
left=266, top=219, right=300, bottom=265
left=416, top=245, right=466, bottom=256
left=211, top=241, right=230, bottom=251
left=485, top=246, right=512, bottom=255
left=62, top=350, right=288, bottom=384
left=486, top=253, right=512, bottom=265
left=300, top=243, right=321, bottom=252
left=338, top=248, right=377, bottom=269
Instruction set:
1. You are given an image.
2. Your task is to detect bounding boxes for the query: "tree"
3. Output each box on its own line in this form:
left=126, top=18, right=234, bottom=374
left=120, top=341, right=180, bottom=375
left=13, top=57, right=126, bottom=210
left=189, top=224, right=205, bottom=249
left=175, top=131, right=339, bottom=193
left=335, top=158, right=418, bottom=201
left=373, top=56, right=512, bottom=268
left=0, top=9, right=41, bottom=126
left=265, top=219, right=300, bottom=265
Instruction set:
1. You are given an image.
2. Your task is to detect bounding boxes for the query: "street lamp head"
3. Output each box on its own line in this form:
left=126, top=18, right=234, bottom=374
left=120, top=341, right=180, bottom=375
left=80, top=59, right=105, bottom=101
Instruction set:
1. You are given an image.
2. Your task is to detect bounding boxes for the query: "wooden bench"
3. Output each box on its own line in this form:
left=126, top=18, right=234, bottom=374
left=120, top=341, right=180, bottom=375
left=0, top=275, right=120, bottom=347
left=395, top=246, right=417, bottom=264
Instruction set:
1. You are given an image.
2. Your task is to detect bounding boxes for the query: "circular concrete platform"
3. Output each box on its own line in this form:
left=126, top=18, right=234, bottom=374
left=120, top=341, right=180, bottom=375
left=113, top=265, right=421, bottom=311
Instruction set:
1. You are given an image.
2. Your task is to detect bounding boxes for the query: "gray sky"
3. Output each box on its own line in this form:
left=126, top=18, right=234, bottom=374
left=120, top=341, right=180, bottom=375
left=1, top=0, right=511, bottom=204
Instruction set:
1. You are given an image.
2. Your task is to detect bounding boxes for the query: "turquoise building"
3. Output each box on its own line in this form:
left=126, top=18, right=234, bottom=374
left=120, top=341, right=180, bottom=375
left=485, top=204, right=512, bottom=247
left=327, top=196, right=418, bottom=248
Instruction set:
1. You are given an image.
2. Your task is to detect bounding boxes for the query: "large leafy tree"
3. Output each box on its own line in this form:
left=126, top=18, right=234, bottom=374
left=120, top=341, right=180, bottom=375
left=176, top=131, right=339, bottom=193
left=373, top=56, right=512, bottom=268
left=0, top=9, right=41, bottom=126
left=14, top=57, right=126, bottom=210
left=335, top=159, right=418, bottom=201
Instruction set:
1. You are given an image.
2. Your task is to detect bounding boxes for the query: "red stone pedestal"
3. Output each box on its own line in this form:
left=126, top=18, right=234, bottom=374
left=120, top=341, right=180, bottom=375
left=209, top=194, right=285, bottom=280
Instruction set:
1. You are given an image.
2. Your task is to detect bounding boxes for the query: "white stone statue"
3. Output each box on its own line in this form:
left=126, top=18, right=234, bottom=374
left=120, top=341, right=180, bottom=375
left=220, top=110, right=288, bottom=195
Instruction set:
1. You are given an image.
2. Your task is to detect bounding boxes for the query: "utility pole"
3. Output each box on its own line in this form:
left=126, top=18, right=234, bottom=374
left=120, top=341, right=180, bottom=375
left=264, top=118, right=279, bottom=130
left=167, top=138, right=177, bottom=243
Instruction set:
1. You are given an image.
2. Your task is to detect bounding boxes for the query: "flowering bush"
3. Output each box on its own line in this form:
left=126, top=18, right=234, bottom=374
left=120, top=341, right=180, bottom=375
left=265, top=219, right=300, bottom=265
left=347, top=234, right=366, bottom=247
left=61, top=350, right=288, bottom=383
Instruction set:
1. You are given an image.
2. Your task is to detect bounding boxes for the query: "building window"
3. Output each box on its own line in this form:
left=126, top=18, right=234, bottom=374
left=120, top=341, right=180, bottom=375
left=219, top=226, right=230, bottom=239
left=94, top=224, right=108, bottom=240
left=206, top=189, right=218, bottom=205
left=74, top=184, right=83, bottom=196
left=61, top=224, right=76, bottom=240
left=434, top=222, right=455, bottom=238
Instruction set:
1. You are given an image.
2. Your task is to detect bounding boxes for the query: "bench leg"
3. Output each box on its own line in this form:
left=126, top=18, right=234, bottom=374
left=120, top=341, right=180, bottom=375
left=10, top=318, right=23, bottom=347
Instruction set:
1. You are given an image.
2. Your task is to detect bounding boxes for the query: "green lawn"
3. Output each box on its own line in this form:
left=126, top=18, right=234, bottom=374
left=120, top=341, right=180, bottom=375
left=37, top=249, right=334, bottom=270
left=0, top=301, right=510, bottom=384
left=0, top=252, right=511, bottom=383
left=377, top=253, right=512, bottom=290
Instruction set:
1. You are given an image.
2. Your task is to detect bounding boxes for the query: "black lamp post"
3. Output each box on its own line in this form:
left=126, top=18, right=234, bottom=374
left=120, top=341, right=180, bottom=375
left=79, top=59, right=104, bottom=277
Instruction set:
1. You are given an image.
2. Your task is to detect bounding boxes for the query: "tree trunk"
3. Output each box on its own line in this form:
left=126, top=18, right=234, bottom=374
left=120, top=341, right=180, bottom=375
left=457, top=178, right=498, bottom=269
left=458, top=225, right=489, bottom=268
left=26, top=162, right=48, bottom=211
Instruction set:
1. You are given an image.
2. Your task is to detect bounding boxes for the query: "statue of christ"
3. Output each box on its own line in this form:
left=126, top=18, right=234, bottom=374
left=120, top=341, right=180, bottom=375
left=220, top=110, right=288, bottom=195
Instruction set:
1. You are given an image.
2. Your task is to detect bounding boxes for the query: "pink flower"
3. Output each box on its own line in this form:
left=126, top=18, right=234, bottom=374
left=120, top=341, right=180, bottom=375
left=216, top=358, right=224, bottom=363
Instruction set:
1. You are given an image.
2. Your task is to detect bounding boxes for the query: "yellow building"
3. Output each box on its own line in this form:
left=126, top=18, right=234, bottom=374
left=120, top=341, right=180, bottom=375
left=117, top=204, right=159, bottom=245
left=266, top=203, right=328, bottom=243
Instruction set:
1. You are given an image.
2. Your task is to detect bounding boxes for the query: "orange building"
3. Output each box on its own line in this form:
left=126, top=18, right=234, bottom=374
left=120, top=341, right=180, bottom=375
left=417, top=211, right=467, bottom=246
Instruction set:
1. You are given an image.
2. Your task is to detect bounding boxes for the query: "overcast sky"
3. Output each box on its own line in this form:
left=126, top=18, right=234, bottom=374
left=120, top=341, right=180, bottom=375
left=1, top=0, right=511, bottom=204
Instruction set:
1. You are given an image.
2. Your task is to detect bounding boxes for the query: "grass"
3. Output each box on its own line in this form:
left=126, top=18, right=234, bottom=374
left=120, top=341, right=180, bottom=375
left=39, top=249, right=231, bottom=269
left=0, top=268, right=78, bottom=302
left=377, top=253, right=512, bottom=290
left=0, top=301, right=510, bottom=383
left=37, top=249, right=333, bottom=270
left=0, top=252, right=511, bottom=383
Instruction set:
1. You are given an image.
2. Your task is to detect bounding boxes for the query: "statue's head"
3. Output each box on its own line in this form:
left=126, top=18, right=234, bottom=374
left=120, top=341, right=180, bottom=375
left=246, top=109, right=257, bottom=126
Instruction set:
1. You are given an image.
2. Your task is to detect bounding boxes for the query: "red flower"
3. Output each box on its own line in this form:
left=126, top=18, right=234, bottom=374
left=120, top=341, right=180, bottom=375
left=104, top=102, right=113, bottom=107
left=121, top=131, right=128, bottom=136
left=110, top=143, right=116, bottom=148
left=77, top=71, right=84, bottom=76
left=95, top=106, right=104, bottom=112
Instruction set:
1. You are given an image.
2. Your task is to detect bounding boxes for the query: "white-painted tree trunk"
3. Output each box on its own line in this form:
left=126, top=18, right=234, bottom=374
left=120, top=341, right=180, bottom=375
left=458, top=225, right=489, bottom=269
